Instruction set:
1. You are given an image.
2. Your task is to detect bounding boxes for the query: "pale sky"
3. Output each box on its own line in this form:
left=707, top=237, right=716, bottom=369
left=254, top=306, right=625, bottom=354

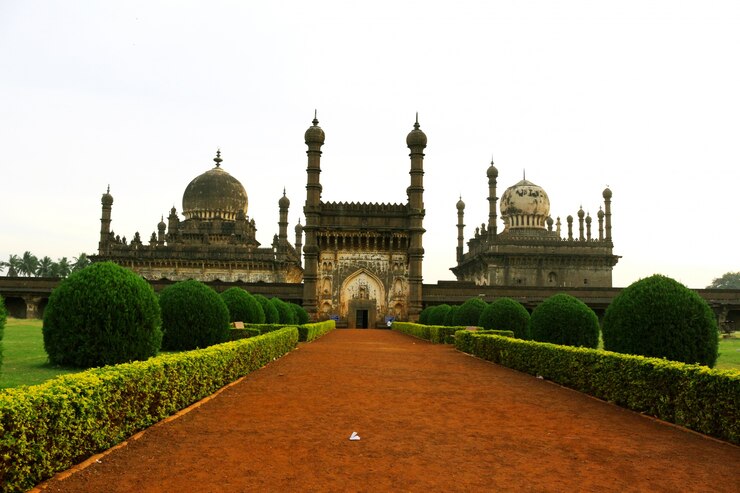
left=1, top=1, right=738, bottom=288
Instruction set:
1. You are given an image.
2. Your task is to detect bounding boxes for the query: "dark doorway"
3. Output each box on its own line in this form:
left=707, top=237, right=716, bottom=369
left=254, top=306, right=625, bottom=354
left=355, top=310, right=369, bottom=328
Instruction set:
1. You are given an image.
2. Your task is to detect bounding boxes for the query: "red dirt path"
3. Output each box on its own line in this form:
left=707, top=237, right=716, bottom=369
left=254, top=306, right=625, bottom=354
left=39, top=329, right=739, bottom=492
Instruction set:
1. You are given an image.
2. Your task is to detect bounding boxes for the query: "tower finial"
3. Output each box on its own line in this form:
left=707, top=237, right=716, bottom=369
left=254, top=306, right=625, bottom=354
left=491, top=155, right=494, bottom=165
left=214, top=149, right=222, bottom=167
left=283, top=187, right=286, bottom=196
left=523, top=169, right=526, bottom=180
left=107, top=184, right=110, bottom=194
left=313, top=109, right=318, bottom=125
left=414, top=112, right=419, bottom=129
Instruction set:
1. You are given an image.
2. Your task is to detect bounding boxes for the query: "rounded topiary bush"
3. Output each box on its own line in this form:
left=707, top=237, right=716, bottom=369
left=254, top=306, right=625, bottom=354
left=479, top=297, right=531, bottom=339
left=289, top=303, right=310, bottom=324
left=453, top=298, right=487, bottom=326
left=270, top=297, right=297, bottom=324
left=159, top=280, right=229, bottom=350
left=418, top=306, right=433, bottom=325
left=254, top=294, right=280, bottom=323
left=428, top=304, right=451, bottom=326
left=528, top=293, right=599, bottom=348
left=221, top=288, right=265, bottom=324
left=42, top=262, right=162, bottom=367
left=602, top=274, right=719, bottom=367
left=444, top=305, right=459, bottom=327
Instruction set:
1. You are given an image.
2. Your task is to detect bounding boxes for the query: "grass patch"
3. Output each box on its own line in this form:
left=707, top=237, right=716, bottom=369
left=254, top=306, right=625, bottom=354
left=717, top=332, right=740, bottom=371
left=0, top=319, right=79, bottom=389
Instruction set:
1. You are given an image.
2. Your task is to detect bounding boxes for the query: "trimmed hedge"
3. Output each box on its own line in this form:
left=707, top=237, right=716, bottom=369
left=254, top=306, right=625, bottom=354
left=453, top=297, right=487, bottom=326
left=0, top=328, right=298, bottom=492
left=392, top=322, right=483, bottom=344
left=227, top=328, right=261, bottom=341
left=427, top=304, right=452, bottom=326
left=455, top=331, right=740, bottom=445
left=290, top=303, right=310, bottom=325
left=242, top=324, right=289, bottom=334
left=297, top=320, right=335, bottom=342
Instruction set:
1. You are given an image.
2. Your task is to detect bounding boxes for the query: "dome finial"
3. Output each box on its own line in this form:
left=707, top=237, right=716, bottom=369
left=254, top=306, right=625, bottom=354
left=523, top=169, right=526, bottom=180
left=313, top=109, right=319, bottom=126
left=283, top=187, right=286, bottom=196
left=414, top=112, right=420, bottom=129
left=214, top=149, right=223, bottom=168
left=107, top=184, right=110, bottom=193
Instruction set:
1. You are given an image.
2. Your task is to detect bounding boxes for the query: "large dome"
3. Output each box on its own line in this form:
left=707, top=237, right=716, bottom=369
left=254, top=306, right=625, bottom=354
left=500, top=178, right=550, bottom=229
left=182, top=153, right=248, bottom=221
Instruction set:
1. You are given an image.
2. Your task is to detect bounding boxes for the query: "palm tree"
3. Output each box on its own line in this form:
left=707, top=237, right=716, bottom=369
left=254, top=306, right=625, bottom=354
left=19, top=251, right=39, bottom=277
left=72, top=253, right=91, bottom=272
left=2, top=254, right=21, bottom=276
left=36, top=256, right=54, bottom=277
left=54, top=257, right=72, bottom=278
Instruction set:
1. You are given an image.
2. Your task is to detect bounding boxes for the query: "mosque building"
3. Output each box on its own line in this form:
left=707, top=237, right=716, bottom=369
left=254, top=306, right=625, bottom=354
left=451, top=161, right=619, bottom=287
left=92, top=115, right=618, bottom=324
left=93, top=151, right=303, bottom=283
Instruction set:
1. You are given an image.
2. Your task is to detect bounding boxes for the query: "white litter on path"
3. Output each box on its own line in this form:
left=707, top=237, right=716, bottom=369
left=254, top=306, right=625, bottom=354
left=349, top=431, right=361, bottom=441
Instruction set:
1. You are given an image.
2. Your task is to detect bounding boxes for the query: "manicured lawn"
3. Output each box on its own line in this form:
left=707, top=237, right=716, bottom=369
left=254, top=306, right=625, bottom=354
left=0, top=318, right=79, bottom=389
left=0, top=319, right=738, bottom=389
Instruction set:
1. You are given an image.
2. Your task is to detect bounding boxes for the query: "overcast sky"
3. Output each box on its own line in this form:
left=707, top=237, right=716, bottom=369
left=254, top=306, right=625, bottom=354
left=1, top=1, right=738, bottom=288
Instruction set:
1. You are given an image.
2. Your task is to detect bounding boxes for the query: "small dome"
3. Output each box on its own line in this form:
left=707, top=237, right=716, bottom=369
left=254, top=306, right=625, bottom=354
left=182, top=152, right=248, bottom=221
left=101, top=186, right=113, bottom=206
left=487, top=161, right=498, bottom=178
left=295, top=220, right=303, bottom=234
left=406, top=115, right=427, bottom=148
left=603, top=187, right=612, bottom=199
left=305, top=114, right=325, bottom=145
left=456, top=196, right=465, bottom=211
left=279, top=190, right=290, bottom=208
left=500, top=179, right=551, bottom=230
left=157, top=216, right=166, bottom=230
left=578, top=207, right=585, bottom=218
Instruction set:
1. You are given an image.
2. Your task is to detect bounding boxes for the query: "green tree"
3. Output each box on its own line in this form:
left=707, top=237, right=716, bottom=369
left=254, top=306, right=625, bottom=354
left=0, top=254, right=21, bottom=276
left=19, top=251, right=38, bottom=277
left=221, top=287, right=265, bottom=324
left=453, top=297, right=487, bottom=326
left=479, top=298, right=531, bottom=339
left=707, top=272, right=740, bottom=289
left=270, top=297, right=297, bottom=324
left=159, top=280, right=230, bottom=350
left=254, top=294, right=280, bottom=323
left=428, top=304, right=452, bottom=326
left=36, top=256, right=54, bottom=277
left=603, top=274, right=719, bottom=367
left=72, top=253, right=91, bottom=272
left=529, top=293, right=600, bottom=348
left=43, top=262, right=162, bottom=367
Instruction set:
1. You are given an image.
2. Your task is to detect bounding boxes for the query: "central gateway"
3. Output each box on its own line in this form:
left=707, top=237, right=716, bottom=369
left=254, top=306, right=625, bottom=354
left=302, top=115, right=427, bottom=326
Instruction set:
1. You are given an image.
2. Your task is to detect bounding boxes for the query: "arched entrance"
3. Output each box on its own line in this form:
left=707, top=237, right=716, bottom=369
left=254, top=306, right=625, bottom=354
left=340, top=269, right=386, bottom=328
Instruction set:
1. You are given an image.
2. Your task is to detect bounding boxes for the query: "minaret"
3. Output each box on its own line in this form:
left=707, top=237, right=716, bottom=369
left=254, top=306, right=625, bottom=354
left=406, top=114, right=427, bottom=321
left=278, top=188, right=290, bottom=247
left=302, top=111, right=325, bottom=318
left=487, top=159, right=498, bottom=237
left=597, top=207, right=604, bottom=241
left=294, top=220, right=303, bottom=267
left=603, top=187, right=613, bottom=243
left=578, top=207, right=585, bottom=241
left=157, top=216, right=166, bottom=246
left=99, top=186, right=113, bottom=255
left=456, top=196, right=465, bottom=263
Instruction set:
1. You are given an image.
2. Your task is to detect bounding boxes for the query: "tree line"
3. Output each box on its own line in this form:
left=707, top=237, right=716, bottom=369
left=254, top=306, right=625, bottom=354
left=0, top=252, right=91, bottom=278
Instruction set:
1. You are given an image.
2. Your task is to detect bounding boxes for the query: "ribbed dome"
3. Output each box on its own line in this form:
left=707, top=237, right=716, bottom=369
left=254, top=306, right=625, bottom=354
left=101, top=186, right=113, bottom=206
left=182, top=153, right=248, bottom=221
left=487, top=162, right=498, bottom=178
left=456, top=196, right=466, bottom=211
left=279, top=190, right=290, bottom=208
left=500, top=178, right=551, bottom=230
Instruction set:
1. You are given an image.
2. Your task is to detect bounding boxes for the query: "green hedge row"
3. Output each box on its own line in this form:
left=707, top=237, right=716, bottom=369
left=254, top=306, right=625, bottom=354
left=392, top=322, right=497, bottom=344
left=227, top=327, right=261, bottom=341
left=242, top=323, right=289, bottom=334
left=0, top=328, right=299, bottom=492
left=455, top=331, right=740, bottom=444
left=297, top=320, right=335, bottom=342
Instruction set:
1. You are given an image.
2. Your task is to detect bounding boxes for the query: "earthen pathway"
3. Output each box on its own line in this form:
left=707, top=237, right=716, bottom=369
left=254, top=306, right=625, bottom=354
left=40, top=330, right=739, bottom=492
